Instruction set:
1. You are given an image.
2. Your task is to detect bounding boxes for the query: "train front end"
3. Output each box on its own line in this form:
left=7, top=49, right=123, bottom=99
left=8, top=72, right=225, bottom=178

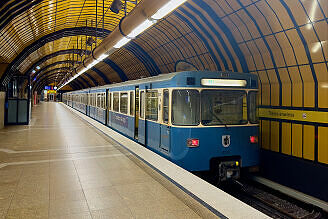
left=169, top=71, right=260, bottom=182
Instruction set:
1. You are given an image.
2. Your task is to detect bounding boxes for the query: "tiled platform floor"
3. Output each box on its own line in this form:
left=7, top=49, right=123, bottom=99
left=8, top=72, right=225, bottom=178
left=0, top=102, right=204, bottom=219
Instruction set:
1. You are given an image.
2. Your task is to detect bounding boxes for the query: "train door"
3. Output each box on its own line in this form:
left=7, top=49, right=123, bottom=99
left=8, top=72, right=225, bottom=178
left=87, top=93, right=90, bottom=116
left=138, top=89, right=146, bottom=145
left=107, top=90, right=112, bottom=126
left=160, top=89, right=170, bottom=152
left=134, top=87, right=139, bottom=139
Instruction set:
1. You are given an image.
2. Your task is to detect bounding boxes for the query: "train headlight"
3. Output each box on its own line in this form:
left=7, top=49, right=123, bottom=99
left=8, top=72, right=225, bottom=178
left=187, top=138, right=199, bottom=147
left=250, top=136, right=258, bottom=144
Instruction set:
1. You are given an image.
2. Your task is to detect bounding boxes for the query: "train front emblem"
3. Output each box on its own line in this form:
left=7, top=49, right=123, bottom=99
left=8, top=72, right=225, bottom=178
left=222, top=135, right=231, bottom=147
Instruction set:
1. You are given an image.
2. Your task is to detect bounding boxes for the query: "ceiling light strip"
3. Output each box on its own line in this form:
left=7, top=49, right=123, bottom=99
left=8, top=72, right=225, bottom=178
left=58, top=0, right=188, bottom=90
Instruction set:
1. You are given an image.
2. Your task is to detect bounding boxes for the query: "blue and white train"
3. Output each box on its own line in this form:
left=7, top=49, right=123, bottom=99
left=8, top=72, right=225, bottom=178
left=63, top=71, right=260, bottom=181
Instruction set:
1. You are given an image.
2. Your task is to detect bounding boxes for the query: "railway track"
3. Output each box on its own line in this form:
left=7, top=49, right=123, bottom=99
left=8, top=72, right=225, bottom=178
left=226, top=180, right=323, bottom=219
left=197, top=173, right=325, bottom=218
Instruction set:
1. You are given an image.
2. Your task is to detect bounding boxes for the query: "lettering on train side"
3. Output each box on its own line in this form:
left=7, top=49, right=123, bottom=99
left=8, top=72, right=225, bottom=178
left=112, top=114, right=128, bottom=127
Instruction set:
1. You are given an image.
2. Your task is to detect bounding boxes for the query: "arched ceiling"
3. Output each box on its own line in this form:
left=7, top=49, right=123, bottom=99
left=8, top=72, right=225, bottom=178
left=0, top=0, right=327, bottom=100
left=0, top=0, right=140, bottom=88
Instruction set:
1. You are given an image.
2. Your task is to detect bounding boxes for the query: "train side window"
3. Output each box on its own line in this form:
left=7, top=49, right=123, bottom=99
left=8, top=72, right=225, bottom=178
left=130, top=91, right=134, bottom=116
left=108, top=91, right=111, bottom=110
left=163, top=90, right=169, bottom=124
left=172, top=90, right=200, bottom=126
left=248, top=91, right=258, bottom=124
left=113, top=93, right=119, bottom=112
left=103, top=93, right=106, bottom=109
left=110, top=93, right=113, bottom=110
left=146, top=90, right=158, bottom=121
left=97, top=93, right=100, bottom=108
left=99, top=93, right=104, bottom=108
left=120, top=92, right=128, bottom=114
left=140, top=91, right=145, bottom=119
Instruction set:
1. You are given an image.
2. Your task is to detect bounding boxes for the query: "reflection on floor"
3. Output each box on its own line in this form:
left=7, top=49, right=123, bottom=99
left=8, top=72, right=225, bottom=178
left=0, top=102, right=202, bottom=219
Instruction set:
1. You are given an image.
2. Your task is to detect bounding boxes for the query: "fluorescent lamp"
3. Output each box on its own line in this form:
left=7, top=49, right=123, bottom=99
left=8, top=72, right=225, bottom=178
left=32, top=70, right=36, bottom=74
left=127, top=19, right=156, bottom=38
left=201, top=79, right=247, bottom=87
left=36, top=66, right=40, bottom=70
left=113, top=37, right=131, bottom=48
left=87, top=59, right=100, bottom=68
left=151, top=0, right=187, bottom=20
left=98, top=54, right=108, bottom=61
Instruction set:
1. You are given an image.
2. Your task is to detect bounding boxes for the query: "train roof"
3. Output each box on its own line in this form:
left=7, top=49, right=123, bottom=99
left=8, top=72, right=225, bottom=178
left=66, top=71, right=257, bottom=93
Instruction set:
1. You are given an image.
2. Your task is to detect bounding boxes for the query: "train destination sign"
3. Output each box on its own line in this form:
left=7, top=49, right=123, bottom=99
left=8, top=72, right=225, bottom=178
left=201, top=79, right=247, bottom=87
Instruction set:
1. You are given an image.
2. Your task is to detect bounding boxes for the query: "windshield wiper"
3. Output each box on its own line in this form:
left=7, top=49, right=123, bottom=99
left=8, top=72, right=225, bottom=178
left=209, top=110, right=228, bottom=129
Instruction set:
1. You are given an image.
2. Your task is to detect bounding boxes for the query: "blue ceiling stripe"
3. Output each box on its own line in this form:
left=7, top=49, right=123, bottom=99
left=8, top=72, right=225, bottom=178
left=84, top=73, right=99, bottom=86
left=70, top=81, right=81, bottom=90
left=0, top=0, right=43, bottom=32
left=236, top=0, right=282, bottom=106
left=187, top=1, right=238, bottom=72
left=91, top=67, right=111, bottom=84
left=164, top=19, right=207, bottom=69
left=126, top=41, right=161, bottom=76
left=179, top=6, right=229, bottom=71
left=280, top=0, right=318, bottom=109
left=174, top=11, right=222, bottom=71
left=78, top=75, right=91, bottom=87
left=35, top=67, right=70, bottom=82
left=102, top=59, right=128, bottom=81
left=196, top=0, right=249, bottom=73
left=253, top=2, right=293, bottom=106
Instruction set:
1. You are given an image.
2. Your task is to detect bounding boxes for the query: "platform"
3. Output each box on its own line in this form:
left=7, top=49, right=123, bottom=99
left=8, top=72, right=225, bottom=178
left=0, top=102, right=268, bottom=218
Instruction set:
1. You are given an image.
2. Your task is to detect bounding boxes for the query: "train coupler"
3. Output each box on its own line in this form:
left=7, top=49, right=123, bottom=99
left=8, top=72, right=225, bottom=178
left=218, top=160, right=240, bottom=182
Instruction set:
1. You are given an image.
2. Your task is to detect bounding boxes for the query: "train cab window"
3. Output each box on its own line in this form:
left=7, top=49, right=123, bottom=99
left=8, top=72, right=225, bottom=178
left=113, top=93, right=119, bottom=112
left=140, top=91, right=145, bottom=119
left=248, top=91, right=258, bottom=124
left=130, top=92, right=134, bottom=116
left=120, top=93, right=128, bottom=114
left=201, top=90, right=247, bottom=126
left=163, top=90, right=169, bottom=123
left=172, top=90, right=200, bottom=126
left=146, top=91, right=158, bottom=121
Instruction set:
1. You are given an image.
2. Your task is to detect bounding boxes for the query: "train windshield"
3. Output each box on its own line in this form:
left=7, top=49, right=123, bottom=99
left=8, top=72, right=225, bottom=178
left=201, top=90, right=248, bottom=126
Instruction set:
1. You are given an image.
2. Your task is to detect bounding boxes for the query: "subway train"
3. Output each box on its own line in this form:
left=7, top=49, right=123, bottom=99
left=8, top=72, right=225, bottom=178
left=63, top=71, right=260, bottom=181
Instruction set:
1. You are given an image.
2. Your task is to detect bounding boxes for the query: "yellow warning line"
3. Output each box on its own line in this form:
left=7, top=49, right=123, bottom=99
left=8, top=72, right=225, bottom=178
left=259, top=108, right=328, bottom=124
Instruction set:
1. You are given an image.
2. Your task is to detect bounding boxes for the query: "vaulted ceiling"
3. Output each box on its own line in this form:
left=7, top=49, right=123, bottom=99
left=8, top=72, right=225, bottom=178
left=0, top=0, right=327, bottom=108
left=0, top=0, right=139, bottom=88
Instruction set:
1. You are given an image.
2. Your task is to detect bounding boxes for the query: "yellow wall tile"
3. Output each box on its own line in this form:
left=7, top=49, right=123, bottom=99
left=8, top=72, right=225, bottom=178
left=299, top=65, right=315, bottom=108
left=286, top=29, right=308, bottom=65
left=303, top=125, right=315, bottom=161
left=288, top=67, right=303, bottom=107
left=314, top=63, right=328, bottom=108
left=318, top=127, right=328, bottom=164
left=270, top=121, right=280, bottom=152
left=292, top=123, right=303, bottom=158
left=267, top=70, right=280, bottom=106
left=261, top=120, right=270, bottom=150
left=278, top=68, right=292, bottom=107
left=281, top=122, right=292, bottom=155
